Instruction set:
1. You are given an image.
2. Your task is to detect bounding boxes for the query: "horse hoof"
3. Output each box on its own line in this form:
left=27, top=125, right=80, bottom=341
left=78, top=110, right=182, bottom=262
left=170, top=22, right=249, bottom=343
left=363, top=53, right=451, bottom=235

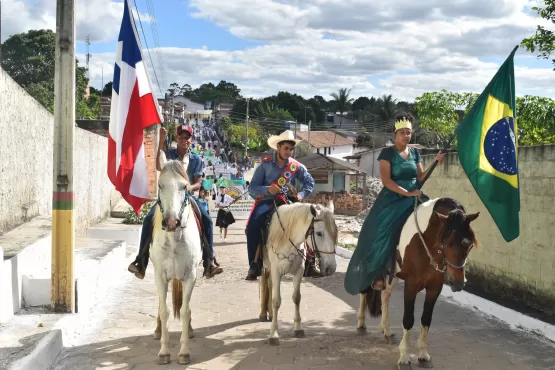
left=178, top=353, right=191, bottom=365
left=418, top=358, right=433, bottom=368
left=158, top=354, right=170, bottom=365
left=294, top=330, right=305, bottom=338
left=153, top=332, right=161, bottom=340
left=259, top=315, right=268, bottom=322
left=188, top=331, right=195, bottom=338
left=397, top=363, right=412, bottom=370
left=356, top=327, right=367, bottom=335
left=385, top=334, right=397, bottom=344
left=268, top=316, right=273, bottom=321
left=268, top=337, right=280, bottom=346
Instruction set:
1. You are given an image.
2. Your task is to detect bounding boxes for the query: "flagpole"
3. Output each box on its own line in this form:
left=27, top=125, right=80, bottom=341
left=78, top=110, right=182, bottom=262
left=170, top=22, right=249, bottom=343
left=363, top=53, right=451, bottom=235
left=416, top=111, right=463, bottom=190
left=51, top=0, right=76, bottom=313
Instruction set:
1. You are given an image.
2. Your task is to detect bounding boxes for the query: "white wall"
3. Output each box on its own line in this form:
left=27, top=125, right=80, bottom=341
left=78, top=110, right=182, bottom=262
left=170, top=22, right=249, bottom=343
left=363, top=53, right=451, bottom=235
left=311, top=144, right=354, bottom=159
left=359, top=151, right=382, bottom=178
left=0, top=68, right=120, bottom=235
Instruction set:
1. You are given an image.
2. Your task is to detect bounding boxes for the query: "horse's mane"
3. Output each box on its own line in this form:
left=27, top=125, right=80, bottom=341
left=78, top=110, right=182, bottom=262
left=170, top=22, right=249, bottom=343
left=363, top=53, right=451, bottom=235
left=161, top=160, right=190, bottom=183
left=434, top=197, right=476, bottom=246
left=268, top=203, right=337, bottom=248
left=321, top=207, right=338, bottom=244
left=268, top=203, right=313, bottom=247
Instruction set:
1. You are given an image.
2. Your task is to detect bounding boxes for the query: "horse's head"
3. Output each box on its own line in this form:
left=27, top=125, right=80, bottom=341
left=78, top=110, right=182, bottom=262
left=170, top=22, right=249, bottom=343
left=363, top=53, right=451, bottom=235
left=436, top=209, right=479, bottom=292
left=307, top=200, right=337, bottom=276
left=158, top=152, right=191, bottom=232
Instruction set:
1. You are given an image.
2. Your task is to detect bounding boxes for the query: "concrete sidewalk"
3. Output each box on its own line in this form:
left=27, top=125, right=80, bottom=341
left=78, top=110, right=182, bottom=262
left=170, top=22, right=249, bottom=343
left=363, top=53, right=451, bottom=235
left=50, top=220, right=554, bottom=370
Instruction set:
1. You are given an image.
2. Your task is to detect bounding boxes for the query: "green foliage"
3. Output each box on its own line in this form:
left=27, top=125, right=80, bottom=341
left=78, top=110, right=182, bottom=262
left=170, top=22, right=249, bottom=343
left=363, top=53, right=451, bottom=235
left=521, top=2, right=555, bottom=67
left=0, top=29, right=98, bottom=119
left=225, top=123, right=267, bottom=151
left=415, top=90, right=479, bottom=147
left=415, top=90, right=555, bottom=146
left=330, top=88, right=354, bottom=127
left=516, top=95, right=555, bottom=145
left=166, top=80, right=241, bottom=106
left=122, top=202, right=155, bottom=224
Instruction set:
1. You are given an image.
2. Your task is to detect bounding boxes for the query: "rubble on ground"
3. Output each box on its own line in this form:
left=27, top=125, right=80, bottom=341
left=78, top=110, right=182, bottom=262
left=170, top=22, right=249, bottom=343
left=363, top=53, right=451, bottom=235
left=354, top=176, right=383, bottom=224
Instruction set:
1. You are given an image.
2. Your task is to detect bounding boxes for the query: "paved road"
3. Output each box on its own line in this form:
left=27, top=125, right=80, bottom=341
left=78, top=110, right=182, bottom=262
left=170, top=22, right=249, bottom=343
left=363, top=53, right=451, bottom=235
left=52, top=220, right=554, bottom=370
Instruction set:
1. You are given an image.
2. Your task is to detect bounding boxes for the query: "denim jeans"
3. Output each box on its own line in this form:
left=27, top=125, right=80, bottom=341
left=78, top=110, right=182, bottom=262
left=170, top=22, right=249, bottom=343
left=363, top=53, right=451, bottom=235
left=135, top=198, right=214, bottom=270
left=246, top=200, right=272, bottom=272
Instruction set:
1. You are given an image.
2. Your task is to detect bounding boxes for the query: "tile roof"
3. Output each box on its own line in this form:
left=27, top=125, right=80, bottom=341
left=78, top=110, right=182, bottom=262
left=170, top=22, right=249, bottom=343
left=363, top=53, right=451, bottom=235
left=296, top=153, right=366, bottom=174
left=295, top=131, right=355, bottom=148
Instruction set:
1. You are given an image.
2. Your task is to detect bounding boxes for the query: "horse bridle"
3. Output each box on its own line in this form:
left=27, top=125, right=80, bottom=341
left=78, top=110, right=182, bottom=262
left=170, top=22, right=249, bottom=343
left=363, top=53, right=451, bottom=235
left=413, top=197, right=473, bottom=273
left=272, top=197, right=336, bottom=263
left=157, top=184, right=191, bottom=231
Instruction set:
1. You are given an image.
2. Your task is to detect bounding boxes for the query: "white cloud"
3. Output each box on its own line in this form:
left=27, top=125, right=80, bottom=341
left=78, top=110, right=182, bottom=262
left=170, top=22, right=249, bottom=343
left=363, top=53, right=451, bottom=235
left=1, top=0, right=151, bottom=43
left=6, top=0, right=555, bottom=102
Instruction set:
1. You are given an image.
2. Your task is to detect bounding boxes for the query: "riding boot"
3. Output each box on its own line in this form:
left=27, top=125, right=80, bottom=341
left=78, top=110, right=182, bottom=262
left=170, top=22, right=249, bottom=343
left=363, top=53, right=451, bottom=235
left=304, top=257, right=323, bottom=278
left=127, top=233, right=151, bottom=280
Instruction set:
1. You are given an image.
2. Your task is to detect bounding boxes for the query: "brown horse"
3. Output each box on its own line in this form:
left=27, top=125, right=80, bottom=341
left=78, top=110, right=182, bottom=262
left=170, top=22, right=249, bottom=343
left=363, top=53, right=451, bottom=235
left=356, top=197, right=479, bottom=369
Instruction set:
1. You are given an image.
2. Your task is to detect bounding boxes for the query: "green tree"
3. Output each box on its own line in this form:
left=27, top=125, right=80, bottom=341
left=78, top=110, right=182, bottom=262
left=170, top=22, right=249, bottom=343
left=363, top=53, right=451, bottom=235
left=102, top=82, right=113, bottom=96
left=415, top=90, right=478, bottom=147
left=1, top=29, right=96, bottom=118
left=415, top=90, right=555, bottom=146
left=330, top=88, right=354, bottom=127
left=255, top=101, right=294, bottom=134
left=521, top=2, right=555, bottom=67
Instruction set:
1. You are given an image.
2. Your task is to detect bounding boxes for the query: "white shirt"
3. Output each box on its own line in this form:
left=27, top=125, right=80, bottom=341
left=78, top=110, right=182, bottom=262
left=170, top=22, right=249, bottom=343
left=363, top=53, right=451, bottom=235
left=215, top=193, right=234, bottom=207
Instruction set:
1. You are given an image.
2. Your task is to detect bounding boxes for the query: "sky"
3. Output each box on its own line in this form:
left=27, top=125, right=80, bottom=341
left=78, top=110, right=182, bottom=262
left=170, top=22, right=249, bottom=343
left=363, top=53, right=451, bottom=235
left=2, top=0, right=555, bottom=102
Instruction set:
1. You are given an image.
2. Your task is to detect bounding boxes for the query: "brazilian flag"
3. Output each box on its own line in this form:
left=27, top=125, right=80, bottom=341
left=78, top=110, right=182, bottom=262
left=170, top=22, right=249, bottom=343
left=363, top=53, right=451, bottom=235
left=456, top=46, right=520, bottom=241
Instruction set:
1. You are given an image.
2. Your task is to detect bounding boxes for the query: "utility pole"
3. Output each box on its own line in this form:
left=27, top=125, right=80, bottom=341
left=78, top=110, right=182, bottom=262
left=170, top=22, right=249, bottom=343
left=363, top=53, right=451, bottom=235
left=0, top=0, right=3, bottom=64
left=245, top=98, right=249, bottom=157
left=51, top=0, right=76, bottom=313
left=308, top=120, right=312, bottom=149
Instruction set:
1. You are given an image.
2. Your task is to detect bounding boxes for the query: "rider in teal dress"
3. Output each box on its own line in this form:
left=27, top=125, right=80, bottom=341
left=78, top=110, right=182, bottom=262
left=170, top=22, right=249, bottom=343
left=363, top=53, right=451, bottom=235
left=344, top=113, right=445, bottom=294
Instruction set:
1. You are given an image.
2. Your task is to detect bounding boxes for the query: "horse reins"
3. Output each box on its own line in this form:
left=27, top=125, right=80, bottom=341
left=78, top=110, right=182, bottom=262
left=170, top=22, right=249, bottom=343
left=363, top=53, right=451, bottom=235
left=413, top=197, right=472, bottom=273
left=272, top=195, right=335, bottom=264
left=157, top=184, right=191, bottom=230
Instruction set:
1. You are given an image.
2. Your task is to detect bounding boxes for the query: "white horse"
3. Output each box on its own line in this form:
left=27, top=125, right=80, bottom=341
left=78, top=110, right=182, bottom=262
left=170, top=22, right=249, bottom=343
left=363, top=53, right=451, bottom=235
left=259, top=200, right=338, bottom=345
left=150, top=152, right=202, bottom=365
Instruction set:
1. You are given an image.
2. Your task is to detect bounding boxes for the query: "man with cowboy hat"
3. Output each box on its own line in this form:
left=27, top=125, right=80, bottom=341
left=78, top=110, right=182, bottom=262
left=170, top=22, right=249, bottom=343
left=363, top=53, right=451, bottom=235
left=245, top=130, right=319, bottom=281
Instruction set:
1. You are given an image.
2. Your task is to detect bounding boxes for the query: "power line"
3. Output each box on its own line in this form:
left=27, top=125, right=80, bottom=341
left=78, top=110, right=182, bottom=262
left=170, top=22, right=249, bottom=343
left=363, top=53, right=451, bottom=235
left=131, top=0, right=164, bottom=97
left=145, top=0, right=168, bottom=91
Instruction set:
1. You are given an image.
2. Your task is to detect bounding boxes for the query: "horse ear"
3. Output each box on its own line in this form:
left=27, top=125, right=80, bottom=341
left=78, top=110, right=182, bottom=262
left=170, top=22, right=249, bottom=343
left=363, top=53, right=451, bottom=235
left=159, top=151, right=168, bottom=170
left=435, top=212, right=448, bottom=220
left=310, top=204, right=319, bottom=217
left=466, top=212, right=480, bottom=222
left=326, top=200, right=335, bottom=213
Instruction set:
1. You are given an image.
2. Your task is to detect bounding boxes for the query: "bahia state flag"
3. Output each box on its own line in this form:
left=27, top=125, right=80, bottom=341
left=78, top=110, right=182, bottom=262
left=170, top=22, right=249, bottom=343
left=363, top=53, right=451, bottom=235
left=456, top=46, right=520, bottom=242
left=108, top=0, right=162, bottom=214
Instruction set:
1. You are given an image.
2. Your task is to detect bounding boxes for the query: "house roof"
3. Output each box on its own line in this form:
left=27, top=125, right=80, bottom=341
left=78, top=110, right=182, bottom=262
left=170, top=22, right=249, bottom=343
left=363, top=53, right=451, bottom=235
left=296, top=153, right=367, bottom=174
left=295, top=131, right=355, bottom=148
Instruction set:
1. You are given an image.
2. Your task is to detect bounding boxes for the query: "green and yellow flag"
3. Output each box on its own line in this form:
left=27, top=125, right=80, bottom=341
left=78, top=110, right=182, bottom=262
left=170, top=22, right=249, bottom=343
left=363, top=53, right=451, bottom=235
left=456, top=46, right=520, bottom=242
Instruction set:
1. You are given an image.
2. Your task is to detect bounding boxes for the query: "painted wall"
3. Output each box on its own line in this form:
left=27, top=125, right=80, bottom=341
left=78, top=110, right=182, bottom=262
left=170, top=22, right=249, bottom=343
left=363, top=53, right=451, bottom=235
left=312, top=144, right=354, bottom=159
left=0, top=68, right=121, bottom=235
left=421, top=146, right=555, bottom=313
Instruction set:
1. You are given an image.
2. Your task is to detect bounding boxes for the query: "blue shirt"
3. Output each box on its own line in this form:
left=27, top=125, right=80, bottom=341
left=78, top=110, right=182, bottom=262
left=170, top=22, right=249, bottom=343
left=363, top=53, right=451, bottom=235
left=249, top=154, right=314, bottom=200
left=165, top=149, right=203, bottom=181
left=193, top=196, right=209, bottom=213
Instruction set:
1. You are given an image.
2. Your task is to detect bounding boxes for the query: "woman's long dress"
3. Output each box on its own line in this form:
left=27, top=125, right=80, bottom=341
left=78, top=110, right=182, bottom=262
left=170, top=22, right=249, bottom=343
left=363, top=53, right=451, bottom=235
left=344, top=147, right=429, bottom=295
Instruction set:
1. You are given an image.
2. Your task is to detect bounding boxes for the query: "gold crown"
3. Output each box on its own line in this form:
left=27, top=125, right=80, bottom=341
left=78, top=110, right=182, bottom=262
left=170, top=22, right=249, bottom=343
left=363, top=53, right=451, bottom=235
left=394, top=119, right=412, bottom=131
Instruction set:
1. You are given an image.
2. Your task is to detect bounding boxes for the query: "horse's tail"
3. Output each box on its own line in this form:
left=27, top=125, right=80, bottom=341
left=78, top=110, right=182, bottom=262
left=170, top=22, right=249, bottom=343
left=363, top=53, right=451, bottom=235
left=363, top=288, right=382, bottom=318
left=172, top=279, right=183, bottom=320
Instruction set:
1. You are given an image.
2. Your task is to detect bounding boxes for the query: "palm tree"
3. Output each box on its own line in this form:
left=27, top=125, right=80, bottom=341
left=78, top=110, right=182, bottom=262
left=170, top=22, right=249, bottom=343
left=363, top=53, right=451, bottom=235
left=330, top=88, right=354, bottom=128
left=376, top=94, right=397, bottom=122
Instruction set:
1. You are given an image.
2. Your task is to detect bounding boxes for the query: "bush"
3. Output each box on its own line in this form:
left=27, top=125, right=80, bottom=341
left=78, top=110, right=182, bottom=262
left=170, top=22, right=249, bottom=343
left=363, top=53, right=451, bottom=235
left=122, top=202, right=155, bottom=224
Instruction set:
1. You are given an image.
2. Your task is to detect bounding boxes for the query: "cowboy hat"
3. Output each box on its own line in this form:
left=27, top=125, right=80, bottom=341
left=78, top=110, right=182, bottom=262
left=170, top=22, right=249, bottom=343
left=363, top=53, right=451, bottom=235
left=267, top=130, right=302, bottom=150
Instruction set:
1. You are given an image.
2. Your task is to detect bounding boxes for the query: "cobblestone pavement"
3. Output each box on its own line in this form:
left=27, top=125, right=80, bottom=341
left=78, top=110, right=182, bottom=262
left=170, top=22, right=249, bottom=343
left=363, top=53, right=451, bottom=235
left=51, top=220, right=554, bottom=370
